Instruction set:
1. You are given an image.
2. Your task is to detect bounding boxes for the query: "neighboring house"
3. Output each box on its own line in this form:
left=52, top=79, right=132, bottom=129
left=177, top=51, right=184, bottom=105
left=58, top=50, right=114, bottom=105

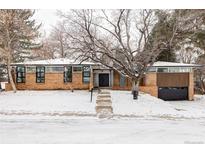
left=5, top=59, right=200, bottom=101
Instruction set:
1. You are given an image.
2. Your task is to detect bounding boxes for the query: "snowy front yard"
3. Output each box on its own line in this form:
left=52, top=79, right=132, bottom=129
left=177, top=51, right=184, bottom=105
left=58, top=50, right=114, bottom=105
left=1, top=90, right=205, bottom=143
left=111, top=91, right=205, bottom=118
left=1, top=90, right=205, bottom=118
left=0, top=90, right=97, bottom=116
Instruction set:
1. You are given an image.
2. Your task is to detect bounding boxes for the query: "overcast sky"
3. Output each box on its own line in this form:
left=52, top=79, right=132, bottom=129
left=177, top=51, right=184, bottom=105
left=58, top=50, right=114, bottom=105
left=33, top=9, right=60, bottom=37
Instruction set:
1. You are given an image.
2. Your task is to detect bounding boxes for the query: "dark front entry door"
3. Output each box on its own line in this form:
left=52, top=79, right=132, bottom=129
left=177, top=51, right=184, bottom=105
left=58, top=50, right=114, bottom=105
left=158, top=87, right=188, bottom=101
left=99, top=74, right=109, bottom=87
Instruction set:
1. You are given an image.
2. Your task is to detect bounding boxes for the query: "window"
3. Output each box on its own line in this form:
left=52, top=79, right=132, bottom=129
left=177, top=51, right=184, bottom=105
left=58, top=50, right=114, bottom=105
left=73, top=66, right=82, bottom=72
left=157, top=67, right=168, bottom=72
left=64, top=66, right=72, bottom=82
left=120, top=74, right=126, bottom=87
left=46, top=66, right=64, bottom=73
left=36, top=66, right=45, bottom=83
left=148, top=67, right=157, bottom=72
left=16, top=66, right=26, bottom=83
left=180, top=67, right=191, bottom=72
left=26, top=66, right=36, bottom=73
left=83, top=66, right=90, bottom=83
left=168, top=67, right=191, bottom=73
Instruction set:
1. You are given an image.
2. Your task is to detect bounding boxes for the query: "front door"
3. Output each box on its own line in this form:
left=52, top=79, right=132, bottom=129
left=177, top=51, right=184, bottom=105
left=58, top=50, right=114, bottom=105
left=99, top=74, right=109, bottom=87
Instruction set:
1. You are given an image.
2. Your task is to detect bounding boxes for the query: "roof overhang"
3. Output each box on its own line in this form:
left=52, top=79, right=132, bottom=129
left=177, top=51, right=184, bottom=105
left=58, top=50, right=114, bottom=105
left=150, top=61, right=202, bottom=68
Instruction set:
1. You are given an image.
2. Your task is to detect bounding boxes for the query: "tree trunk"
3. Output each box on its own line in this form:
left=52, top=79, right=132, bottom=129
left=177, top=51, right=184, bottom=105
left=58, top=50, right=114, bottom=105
left=5, top=28, right=17, bottom=93
left=7, top=58, right=16, bottom=93
left=60, top=36, right=64, bottom=58
left=132, top=79, right=139, bottom=100
left=200, top=79, right=205, bottom=94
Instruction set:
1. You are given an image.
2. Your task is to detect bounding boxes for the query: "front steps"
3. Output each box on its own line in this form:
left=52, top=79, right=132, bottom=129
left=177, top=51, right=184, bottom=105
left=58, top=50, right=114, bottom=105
left=95, top=91, right=113, bottom=118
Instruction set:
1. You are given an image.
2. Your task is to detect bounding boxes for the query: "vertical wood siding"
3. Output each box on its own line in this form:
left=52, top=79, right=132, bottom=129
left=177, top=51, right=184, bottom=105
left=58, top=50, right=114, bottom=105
left=157, top=73, right=189, bottom=87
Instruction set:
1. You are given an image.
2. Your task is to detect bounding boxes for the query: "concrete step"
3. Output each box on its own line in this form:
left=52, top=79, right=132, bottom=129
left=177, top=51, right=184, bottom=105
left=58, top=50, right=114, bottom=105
left=95, top=91, right=113, bottom=118
left=96, top=100, right=112, bottom=106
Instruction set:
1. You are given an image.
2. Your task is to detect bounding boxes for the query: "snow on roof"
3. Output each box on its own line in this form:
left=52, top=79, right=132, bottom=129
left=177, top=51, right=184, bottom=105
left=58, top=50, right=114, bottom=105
left=12, top=58, right=97, bottom=65
left=11, top=59, right=201, bottom=67
left=151, top=61, right=201, bottom=67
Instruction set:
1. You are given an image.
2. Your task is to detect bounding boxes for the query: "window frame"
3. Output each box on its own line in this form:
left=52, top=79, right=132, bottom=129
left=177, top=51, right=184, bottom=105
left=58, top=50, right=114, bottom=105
left=16, top=66, right=26, bottom=83
left=64, top=66, right=72, bottom=83
left=82, top=66, right=91, bottom=83
left=36, top=66, right=45, bottom=83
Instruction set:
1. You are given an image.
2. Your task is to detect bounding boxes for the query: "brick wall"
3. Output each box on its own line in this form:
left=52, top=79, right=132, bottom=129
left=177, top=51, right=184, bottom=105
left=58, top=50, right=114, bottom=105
left=188, top=72, right=194, bottom=100
left=139, top=86, right=158, bottom=97
left=112, top=70, right=132, bottom=90
left=5, top=72, right=92, bottom=91
left=5, top=67, right=194, bottom=101
left=144, top=73, right=157, bottom=86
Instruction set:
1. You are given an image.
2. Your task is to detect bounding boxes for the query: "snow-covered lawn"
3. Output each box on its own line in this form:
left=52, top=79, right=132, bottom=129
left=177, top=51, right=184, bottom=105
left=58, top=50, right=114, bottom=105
left=0, top=90, right=97, bottom=115
left=1, top=90, right=205, bottom=143
left=1, top=90, right=205, bottom=118
left=111, top=91, right=205, bottom=118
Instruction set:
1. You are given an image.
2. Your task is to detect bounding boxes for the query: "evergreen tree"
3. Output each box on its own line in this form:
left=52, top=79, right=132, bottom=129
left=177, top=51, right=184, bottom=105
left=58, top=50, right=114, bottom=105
left=150, top=10, right=177, bottom=62
left=156, top=49, right=176, bottom=62
left=0, top=10, right=41, bottom=92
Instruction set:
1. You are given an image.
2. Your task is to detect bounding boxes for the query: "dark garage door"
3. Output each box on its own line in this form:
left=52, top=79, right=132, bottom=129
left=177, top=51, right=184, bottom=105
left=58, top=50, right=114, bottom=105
left=158, top=87, right=188, bottom=101
left=99, top=74, right=109, bottom=87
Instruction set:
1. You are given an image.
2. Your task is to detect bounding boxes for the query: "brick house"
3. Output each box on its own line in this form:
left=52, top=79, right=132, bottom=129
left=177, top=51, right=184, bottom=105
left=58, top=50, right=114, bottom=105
left=5, top=59, right=200, bottom=101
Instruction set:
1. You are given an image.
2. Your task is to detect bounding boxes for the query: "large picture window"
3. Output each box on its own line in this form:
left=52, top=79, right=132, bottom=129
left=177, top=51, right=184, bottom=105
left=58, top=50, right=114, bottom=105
left=36, top=66, right=45, bottom=83
left=16, top=66, right=26, bottom=83
left=64, top=66, right=72, bottom=82
left=83, top=66, right=90, bottom=83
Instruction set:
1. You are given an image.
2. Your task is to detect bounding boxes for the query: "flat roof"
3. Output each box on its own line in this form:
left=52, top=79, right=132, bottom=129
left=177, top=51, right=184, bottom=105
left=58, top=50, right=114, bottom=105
left=11, top=59, right=201, bottom=68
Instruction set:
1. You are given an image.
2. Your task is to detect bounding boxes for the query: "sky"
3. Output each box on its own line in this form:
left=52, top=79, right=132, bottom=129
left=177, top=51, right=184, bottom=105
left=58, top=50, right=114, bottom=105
left=33, top=9, right=60, bottom=37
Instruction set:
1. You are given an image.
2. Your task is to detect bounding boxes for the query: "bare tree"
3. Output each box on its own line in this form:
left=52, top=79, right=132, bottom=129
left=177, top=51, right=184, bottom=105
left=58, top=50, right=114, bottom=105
left=37, top=22, right=72, bottom=60
left=0, top=10, right=40, bottom=92
left=170, top=10, right=205, bottom=64
left=49, top=22, right=71, bottom=58
left=32, top=38, right=56, bottom=60
left=176, top=42, right=203, bottom=64
left=58, top=9, right=178, bottom=99
left=195, top=54, right=205, bottom=94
